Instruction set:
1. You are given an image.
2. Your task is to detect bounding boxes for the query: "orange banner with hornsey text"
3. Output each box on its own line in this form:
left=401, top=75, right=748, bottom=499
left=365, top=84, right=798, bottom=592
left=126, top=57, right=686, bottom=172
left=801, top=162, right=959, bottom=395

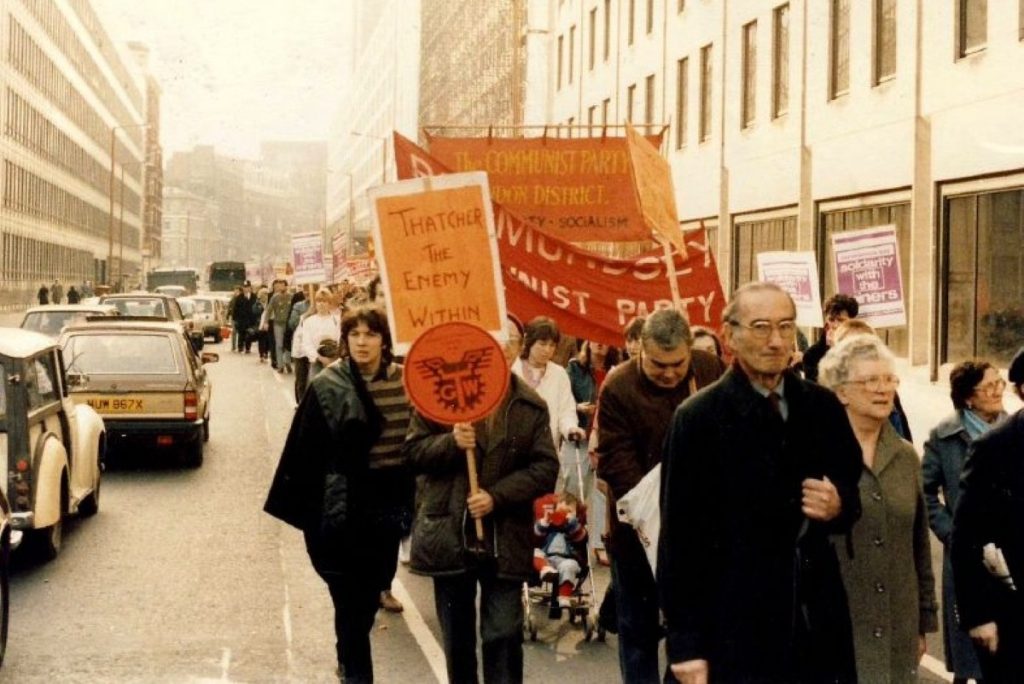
left=394, top=133, right=726, bottom=348
left=426, top=132, right=664, bottom=244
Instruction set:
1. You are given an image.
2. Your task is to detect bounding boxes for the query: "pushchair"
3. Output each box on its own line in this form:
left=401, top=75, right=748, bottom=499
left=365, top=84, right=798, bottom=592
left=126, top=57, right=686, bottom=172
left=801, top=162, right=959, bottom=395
left=522, top=441, right=607, bottom=643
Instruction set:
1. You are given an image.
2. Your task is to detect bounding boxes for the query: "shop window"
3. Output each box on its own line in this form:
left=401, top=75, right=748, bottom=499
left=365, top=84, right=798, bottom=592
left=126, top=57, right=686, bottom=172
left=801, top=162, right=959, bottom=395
left=944, top=189, right=1024, bottom=366
left=733, top=215, right=798, bottom=288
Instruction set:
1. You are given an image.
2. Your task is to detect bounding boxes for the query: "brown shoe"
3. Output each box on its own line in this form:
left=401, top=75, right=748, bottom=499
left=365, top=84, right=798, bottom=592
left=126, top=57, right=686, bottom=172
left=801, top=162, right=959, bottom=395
left=380, top=590, right=403, bottom=613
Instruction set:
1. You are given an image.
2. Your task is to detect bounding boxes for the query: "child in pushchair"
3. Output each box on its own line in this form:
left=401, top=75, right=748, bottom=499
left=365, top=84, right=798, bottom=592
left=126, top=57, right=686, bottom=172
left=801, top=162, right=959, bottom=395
left=523, top=492, right=605, bottom=642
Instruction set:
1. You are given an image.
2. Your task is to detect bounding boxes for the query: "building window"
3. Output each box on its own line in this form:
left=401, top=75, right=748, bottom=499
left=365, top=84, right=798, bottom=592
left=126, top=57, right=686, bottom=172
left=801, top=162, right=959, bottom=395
left=569, top=25, right=576, bottom=83
left=741, top=21, right=757, bottom=129
left=604, top=0, right=612, bottom=60
left=699, top=44, right=713, bottom=142
left=957, top=0, right=987, bottom=57
left=676, top=57, right=689, bottom=149
left=829, top=0, right=850, bottom=99
left=589, top=8, right=597, bottom=69
left=821, top=202, right=911, bottom=356
left=602, top=97, right=611, bottom=125
left=873, top=0, right=897, bottom=83
left=734, top=216, right=798, bottom=288
left=647, top=0, right=654, bottom=34
left=629, top=0, right=636, bottom=45
left=645, top=74, right=656, bottom=128
left=772, top=4, right=790, bottom=118
left=944, top=189, right=1024, bottom=365
left=627, top=83, right=637, bottom=122
left=557, top=34, right=564, bottom=90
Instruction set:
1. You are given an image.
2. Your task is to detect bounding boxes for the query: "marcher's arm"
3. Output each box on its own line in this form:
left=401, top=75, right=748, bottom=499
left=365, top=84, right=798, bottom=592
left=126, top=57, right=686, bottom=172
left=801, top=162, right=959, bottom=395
left=403, top=411, right=462, bottom=475
left=554, top=371, right=582, bottom=441
left=913, top=470, right=939, bottom=634
left=595, top=386, right=646, bottom=499
left=920, top=437, right=953, bottom=544
left=815, top=392, right=862, bottom=533
left=488, top=408, right=558, bottom=510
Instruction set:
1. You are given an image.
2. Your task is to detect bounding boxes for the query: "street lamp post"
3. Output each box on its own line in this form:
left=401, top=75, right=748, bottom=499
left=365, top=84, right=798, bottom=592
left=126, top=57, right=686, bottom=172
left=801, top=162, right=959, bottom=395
left=107, top=122, right=149, bottom=287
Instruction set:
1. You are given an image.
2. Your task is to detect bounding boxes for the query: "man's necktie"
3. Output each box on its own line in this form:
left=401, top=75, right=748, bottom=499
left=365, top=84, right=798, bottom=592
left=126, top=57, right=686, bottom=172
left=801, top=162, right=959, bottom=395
left=767, top=391, right=783, bottom=419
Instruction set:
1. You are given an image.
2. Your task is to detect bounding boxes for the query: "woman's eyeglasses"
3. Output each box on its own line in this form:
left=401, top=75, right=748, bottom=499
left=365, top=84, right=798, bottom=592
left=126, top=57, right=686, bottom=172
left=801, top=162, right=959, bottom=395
left=845, top=374, right=901, bottom=391
left=973, top=379, right=1006, bottom=395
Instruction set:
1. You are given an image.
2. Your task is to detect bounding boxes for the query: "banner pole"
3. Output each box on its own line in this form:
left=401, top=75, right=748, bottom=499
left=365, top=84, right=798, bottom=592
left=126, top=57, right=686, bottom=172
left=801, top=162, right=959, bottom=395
left=659, top=236, right=683, bottom=310
left=465, top=448, right=486, bottom=541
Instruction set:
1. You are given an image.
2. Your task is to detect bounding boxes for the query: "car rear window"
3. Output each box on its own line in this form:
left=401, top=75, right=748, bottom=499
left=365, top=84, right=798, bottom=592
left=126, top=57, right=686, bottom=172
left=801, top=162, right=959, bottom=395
left=107, top=299, right=167, bottom=318
left=63, top=334, right=180, bottom=375
left=22, top=311, right=82, bottom=336
left=192, top=299, right=213, bottom=313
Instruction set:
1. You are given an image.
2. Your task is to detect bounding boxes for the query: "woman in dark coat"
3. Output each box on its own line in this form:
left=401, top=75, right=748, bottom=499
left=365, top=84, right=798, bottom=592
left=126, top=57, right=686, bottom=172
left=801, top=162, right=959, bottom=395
left=951, top=347, right=1024, bottom=683
left=922, top=359, right=1007, bottom=683
left=264, top=306, right=413, bottom=683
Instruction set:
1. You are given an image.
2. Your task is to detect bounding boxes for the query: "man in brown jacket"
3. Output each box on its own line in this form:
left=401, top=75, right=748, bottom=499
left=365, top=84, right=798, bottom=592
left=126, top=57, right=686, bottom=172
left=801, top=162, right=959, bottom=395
left=596, top=308, right=724, bottom=683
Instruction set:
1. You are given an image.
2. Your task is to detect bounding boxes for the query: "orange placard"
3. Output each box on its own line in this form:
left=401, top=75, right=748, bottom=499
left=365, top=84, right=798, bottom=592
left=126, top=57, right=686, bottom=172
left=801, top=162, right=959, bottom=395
left=428, top=134, right=664, bottom=243
left=404, top=322, right=509, bottom=425
left=626, top=124, right=687, bottom=258
left=370, top=175, right=506, bottom=352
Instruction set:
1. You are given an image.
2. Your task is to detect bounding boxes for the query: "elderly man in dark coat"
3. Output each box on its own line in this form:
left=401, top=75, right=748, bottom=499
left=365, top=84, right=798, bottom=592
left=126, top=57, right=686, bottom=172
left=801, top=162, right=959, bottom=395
left=951, top=347, right=1024, bottom=682
left=659, top=282, right=862, bottom=684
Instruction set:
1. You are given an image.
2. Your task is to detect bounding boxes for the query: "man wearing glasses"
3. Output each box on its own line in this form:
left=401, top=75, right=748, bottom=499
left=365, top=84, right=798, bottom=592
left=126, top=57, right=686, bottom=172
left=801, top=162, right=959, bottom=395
left=596, top=308, right=724, bottom=682
left=659, top=281, right=862, bottom=684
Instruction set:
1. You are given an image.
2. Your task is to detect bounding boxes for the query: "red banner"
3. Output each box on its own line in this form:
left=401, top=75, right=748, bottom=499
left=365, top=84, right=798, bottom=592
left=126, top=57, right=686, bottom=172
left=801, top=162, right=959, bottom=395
left=393, top=133, right=725, bottom=348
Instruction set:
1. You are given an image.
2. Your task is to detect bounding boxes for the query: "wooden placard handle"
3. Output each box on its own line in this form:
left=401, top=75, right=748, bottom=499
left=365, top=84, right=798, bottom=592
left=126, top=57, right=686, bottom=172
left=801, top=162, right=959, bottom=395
left=465, top=447, right=485, bottom=541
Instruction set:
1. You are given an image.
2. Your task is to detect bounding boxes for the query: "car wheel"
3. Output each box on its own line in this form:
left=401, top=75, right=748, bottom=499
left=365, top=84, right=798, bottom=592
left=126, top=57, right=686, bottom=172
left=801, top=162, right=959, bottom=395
left=78, top=475, right=101, bottom=517
left=182, top=440, right=203, bottom=469
left=0, top=531, right=10, bottom=666
left=37, top=515, right=62, bottom=561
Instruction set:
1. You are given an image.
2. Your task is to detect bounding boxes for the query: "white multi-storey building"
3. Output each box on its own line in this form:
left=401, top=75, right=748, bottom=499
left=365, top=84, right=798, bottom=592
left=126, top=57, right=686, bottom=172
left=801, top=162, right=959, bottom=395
left=326, top=0, right=421, bottom=256
left=0, top=0, right=149, bottom=304
left=549, top=0, right=1024, bottom=372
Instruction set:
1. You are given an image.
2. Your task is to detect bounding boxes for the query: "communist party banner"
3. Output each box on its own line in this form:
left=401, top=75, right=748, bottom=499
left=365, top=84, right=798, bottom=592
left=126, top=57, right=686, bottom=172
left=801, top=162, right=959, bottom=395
left=368, top=172, right=507, bottom=354
left=394, top=132, right=726, bottom=348
left=426, top=131, right=665, bottom=244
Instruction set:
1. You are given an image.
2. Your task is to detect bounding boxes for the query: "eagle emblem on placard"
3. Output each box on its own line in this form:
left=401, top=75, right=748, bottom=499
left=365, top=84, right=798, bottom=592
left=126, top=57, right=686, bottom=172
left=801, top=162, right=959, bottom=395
left=413, top=347, right=495, bottom=414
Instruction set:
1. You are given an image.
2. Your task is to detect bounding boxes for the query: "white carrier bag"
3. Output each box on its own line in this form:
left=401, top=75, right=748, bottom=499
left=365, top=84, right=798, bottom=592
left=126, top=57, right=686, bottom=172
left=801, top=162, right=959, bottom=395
left=616, top=463, right=661, bottom=574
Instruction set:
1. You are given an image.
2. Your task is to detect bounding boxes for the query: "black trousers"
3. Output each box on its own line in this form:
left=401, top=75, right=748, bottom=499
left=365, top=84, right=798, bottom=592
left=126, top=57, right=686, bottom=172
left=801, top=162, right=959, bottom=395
left=293, top=357, right=310, bottom=404
left=314, top=526, right=403, bottom=683
left=433, top=569, right=524, bottom=684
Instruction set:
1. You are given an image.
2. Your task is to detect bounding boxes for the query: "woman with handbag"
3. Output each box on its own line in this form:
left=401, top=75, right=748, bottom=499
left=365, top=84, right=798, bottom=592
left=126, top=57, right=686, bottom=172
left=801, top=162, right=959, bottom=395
left=264, top=306, right=413, bottom=683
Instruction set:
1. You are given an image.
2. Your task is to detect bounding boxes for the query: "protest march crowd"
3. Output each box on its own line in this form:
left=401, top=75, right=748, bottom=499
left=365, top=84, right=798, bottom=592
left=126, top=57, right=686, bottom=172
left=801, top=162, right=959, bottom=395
left=241, top=267, right=1024, bottom=684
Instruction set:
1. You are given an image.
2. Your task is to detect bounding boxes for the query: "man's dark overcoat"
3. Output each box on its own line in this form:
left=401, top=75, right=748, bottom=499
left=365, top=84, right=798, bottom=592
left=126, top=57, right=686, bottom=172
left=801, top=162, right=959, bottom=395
left=658, top=366, right=863, bottom=683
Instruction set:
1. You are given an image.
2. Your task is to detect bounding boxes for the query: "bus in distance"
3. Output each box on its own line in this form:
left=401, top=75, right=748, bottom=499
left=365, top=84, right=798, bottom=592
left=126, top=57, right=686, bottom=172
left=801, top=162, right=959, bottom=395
left=208, top=261, right=247, bottom=293
left=146, top=267, right=199, bottom=294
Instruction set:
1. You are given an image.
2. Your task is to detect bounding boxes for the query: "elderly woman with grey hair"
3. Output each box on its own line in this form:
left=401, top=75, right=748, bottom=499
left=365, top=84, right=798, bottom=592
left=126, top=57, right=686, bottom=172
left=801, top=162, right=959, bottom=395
left=819, top=334, right=938, bottom=683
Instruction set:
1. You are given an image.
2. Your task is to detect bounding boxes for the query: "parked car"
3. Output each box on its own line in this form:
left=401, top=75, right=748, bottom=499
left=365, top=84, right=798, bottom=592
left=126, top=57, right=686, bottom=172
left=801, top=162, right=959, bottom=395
left=0, top=329, right=104, bottom=560
left=180, top=295, right=227, bottom=342
left=19, top=304, right=119, bottom=338
left=153, top=285, right=188, bottom=298
left=60, top=320, right=218, bottom=468
left=98, top=293, right=204, bottom=353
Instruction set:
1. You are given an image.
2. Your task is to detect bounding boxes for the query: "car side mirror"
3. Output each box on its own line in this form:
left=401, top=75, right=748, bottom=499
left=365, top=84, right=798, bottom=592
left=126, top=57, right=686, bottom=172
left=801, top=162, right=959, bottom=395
left=201, top=352, right=219, bottom=365
left=67, top=371, right=88, bottom=387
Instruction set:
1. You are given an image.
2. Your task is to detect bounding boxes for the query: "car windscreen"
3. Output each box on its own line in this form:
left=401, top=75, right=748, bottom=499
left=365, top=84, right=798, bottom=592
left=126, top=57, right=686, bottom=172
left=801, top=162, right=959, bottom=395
left=107, top=299, right=167, bottom=318
left=63, top=334, right=180, bottom=375
left=22, top=311, right=85, bottom=337
left=191, top=299, right=213, bottom=313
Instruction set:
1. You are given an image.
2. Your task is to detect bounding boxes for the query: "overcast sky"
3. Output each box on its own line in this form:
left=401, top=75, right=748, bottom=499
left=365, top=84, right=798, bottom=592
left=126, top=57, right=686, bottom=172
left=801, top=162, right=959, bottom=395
left=93, top=0, right=352, bottom=160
